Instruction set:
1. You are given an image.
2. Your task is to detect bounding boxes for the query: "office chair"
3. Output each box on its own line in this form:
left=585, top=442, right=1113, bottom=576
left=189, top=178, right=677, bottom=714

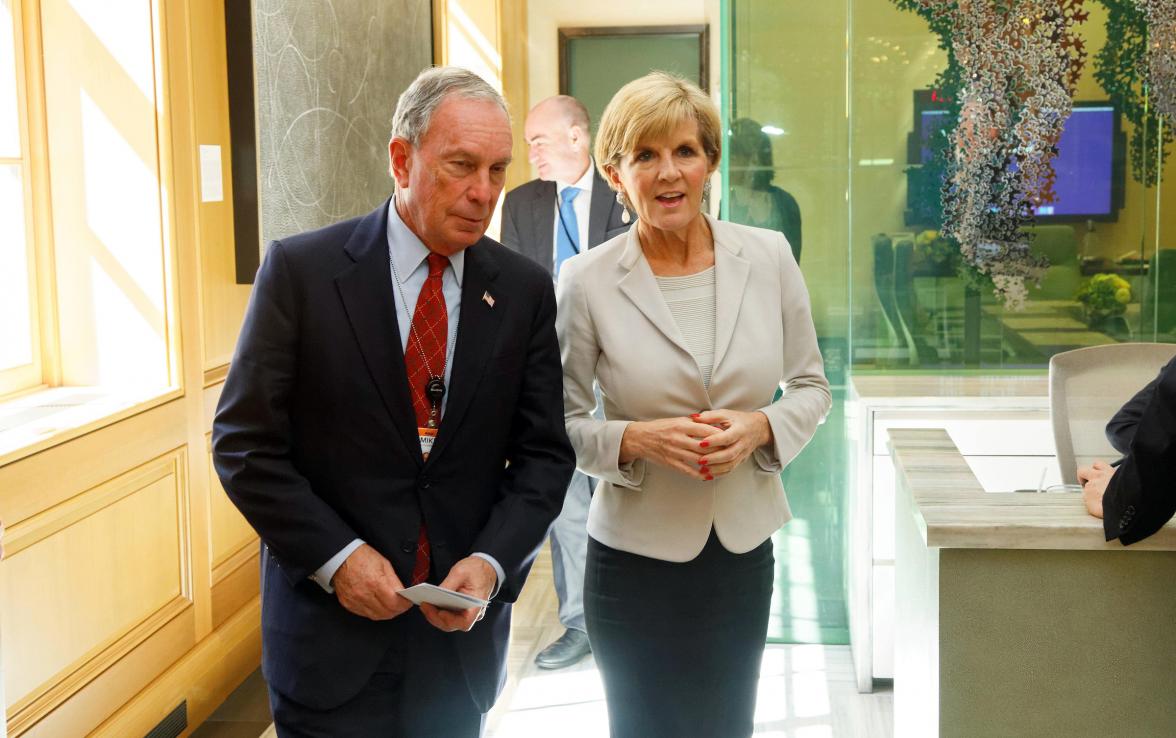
left=893, top=239, right=940, bottom=365
left=1049, top=343, right=1176, bottom=484
left=872, top=234, right=905, bottom=362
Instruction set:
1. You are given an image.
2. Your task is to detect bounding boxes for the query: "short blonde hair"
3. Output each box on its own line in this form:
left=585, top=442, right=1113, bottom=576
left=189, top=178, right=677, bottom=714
left=594, top=71, right=721, bottom=189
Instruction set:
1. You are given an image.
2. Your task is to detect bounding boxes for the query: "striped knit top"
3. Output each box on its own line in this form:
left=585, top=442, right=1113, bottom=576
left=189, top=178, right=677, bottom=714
left=654, top=266, right=717, bottom=388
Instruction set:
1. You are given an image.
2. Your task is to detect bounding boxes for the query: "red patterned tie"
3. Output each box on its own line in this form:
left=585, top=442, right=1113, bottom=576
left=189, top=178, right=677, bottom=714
left=405, top=252, right=449, bottom=584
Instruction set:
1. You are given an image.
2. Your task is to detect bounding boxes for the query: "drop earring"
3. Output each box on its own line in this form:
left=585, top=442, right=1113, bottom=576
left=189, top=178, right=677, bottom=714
left=617, top=192, right=631, bottom=224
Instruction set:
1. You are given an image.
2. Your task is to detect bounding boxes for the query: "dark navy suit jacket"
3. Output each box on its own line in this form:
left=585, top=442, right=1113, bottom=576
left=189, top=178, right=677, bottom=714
left=1103, top=357, right=1176, bottom=545
left=211, top=199, right=575, bottom=711
left=499, top=167, right=630, bottom=272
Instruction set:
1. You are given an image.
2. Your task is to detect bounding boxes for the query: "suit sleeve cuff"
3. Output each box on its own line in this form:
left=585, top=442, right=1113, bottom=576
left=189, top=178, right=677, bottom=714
left=471, top=552, right=505, bottom=599
left=311, top=539, right=364, bottom=593
left=602, top=420, right=646, bottom=489
left=751, top=407, right=783, bottom=473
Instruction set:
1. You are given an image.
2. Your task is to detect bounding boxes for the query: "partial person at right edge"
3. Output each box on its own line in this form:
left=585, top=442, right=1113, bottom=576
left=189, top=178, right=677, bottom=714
left=500, top=95, right=632, bottom=670
left=1080, top=356, right=1176, bottom=544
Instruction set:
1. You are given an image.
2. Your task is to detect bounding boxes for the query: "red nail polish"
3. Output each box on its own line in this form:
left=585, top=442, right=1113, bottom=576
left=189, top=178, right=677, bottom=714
left=698, top=458, right=707, bottom=465
left=700, top=441, right=709, bottom=448
left=705, top=475, right=714, bottom=481
left=690, top=413, right=700, bottom=418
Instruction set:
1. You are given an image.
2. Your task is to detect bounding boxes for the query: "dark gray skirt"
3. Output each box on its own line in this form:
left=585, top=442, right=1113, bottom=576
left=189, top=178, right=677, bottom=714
left=584, top=528, right=775, bottom=738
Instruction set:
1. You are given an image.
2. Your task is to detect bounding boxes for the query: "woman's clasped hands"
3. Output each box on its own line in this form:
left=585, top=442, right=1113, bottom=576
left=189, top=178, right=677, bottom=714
left=620, top=409, right=772, bottom=481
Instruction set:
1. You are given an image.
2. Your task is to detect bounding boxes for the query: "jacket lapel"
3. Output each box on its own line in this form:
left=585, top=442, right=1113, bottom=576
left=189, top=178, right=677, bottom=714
left=425, top=239, right=503, bottom=465
left=616, top=229, right=694, bottom=359
left=335, top=199, right=422, bottom=467
left=587, top=168, right=614, bottom=249
left=530, top=182, right=556, bottom=273
left=709, top=216, right=751, bottom=374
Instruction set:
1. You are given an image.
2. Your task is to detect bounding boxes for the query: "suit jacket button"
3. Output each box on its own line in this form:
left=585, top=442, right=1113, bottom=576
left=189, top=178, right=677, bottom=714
left=401, top=542, right=415, bottom=554
left=421, top=479, right=431, bottom=490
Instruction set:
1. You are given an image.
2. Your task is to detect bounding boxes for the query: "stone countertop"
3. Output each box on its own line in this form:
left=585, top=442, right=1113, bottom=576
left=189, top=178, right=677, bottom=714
left=888, top=427, right=1176, bottom=551
left=852, top=374, right=1049, bottom=404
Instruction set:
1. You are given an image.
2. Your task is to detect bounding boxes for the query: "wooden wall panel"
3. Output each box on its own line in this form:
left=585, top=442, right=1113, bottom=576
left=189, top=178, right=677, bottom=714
left=0, top=399, right=186, bottom=527
left=211, top=548, right=259, bottom=630
left=206, top=435, right=255, bottom=570
left=206, top=432, right=259, bottom=629
left=89, top=600, right=259, bottom=738
left=17, top=608, right=195, bottom=738
left=0, top=0, right=265, bottom=732
left=189, top=0, right=250, bottom=372
left=0, top=451, right=190, bottom=728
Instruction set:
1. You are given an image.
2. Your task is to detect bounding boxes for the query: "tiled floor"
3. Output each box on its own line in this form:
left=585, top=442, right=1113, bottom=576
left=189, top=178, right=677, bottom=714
left=191, top=547, right=892, bottom=738
left=189, top=669, right=271, bottom=738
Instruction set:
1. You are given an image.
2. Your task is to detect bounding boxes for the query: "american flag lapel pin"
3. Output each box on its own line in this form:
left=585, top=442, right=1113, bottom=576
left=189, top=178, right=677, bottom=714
left=482, top=290, right=495, bottom=308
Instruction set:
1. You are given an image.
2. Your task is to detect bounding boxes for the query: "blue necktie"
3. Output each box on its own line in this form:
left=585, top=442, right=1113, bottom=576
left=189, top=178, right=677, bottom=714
left=555, top=186, right=581, bottom=277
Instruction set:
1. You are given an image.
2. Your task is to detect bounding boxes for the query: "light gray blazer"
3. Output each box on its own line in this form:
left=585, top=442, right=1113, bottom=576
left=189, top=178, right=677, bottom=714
left=555, top=214, right=832, bottom=561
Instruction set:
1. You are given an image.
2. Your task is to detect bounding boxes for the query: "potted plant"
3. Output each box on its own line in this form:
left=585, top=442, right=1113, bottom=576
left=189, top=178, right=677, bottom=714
left=914, top=229, right=958, bottom=276
left=1076, top=273, right=1132, bottom=334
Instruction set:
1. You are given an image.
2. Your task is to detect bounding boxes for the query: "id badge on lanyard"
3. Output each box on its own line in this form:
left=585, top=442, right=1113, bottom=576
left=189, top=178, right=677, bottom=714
left=418, top=427, right=437, bottom=460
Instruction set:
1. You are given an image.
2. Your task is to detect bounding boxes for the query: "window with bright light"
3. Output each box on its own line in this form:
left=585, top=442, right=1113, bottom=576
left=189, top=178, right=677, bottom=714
left=0, top=0, right=41, bottom=397
left=0, top=0, right=176, bottom=419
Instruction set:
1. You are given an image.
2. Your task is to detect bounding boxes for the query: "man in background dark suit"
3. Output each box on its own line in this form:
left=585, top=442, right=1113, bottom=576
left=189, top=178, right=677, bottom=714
left=499, top=95, right=630, bottom=669
left=212, top=67, right=574, bottom=737
left=1080, top=357, right=1176, bottom=545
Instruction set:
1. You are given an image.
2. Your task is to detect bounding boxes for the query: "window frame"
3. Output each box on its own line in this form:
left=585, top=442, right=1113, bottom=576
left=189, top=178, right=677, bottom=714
left=0, top=0, right=56, bottom=399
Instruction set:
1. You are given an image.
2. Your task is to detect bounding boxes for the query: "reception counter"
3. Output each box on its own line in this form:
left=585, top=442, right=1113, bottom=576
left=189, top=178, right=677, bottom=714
left=848, top=375, right=1052, bottom=690
left=891, top=428, right=1176, bottom=737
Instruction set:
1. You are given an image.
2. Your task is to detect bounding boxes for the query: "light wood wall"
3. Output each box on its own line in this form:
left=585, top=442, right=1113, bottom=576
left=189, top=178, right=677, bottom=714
left=0, top=0, right=532, bottom=734
left=0, top=1, right=259, bottom=735
left=434, top=0, right=531, bottom=193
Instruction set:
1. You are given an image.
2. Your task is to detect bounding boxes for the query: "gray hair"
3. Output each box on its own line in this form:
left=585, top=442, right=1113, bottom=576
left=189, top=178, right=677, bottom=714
left=391, top=66, right=508, bottom=146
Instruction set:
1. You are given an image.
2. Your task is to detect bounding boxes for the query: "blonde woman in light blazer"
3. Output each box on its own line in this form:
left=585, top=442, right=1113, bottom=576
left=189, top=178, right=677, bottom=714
left=555, top=72, right=831, bottom=738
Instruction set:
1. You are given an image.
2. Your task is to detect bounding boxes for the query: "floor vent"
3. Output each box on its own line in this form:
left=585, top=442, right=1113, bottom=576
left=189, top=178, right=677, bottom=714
left=144, top=700, right=187, bottom=738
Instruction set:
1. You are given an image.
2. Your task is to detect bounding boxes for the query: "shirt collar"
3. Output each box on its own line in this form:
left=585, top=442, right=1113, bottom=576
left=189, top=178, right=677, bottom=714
left=557, top=158, right=595, bottom=196
left=386, top=196, right=465, bottom=287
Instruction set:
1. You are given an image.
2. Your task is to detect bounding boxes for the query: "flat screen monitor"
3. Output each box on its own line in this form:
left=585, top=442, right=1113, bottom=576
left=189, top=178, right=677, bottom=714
left=908, top=91, right=1125, bottom=222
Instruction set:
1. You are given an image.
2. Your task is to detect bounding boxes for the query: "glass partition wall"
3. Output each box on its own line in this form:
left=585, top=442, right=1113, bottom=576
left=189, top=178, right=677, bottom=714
left=723, top=0, right=1173, bottom=645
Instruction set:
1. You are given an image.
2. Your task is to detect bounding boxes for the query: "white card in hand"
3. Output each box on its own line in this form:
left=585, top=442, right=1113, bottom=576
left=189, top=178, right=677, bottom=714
left=399, top=583, right=488, bottom=611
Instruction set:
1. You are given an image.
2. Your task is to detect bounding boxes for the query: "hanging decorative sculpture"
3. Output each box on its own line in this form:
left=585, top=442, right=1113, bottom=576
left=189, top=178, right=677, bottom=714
left=897, top=0, right=1089, bottom=309
left=1137, top=0, right=1176, bottom=121
left=1095, top=0, right=1172, bottom=186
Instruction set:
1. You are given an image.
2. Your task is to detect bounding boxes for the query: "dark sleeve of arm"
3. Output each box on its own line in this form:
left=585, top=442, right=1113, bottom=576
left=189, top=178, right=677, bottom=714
left=1105, top=362, right=1169, bottom=454
left=1103, top=361, right=1176, bottom=545
left=211, top=242, right=358, bottom=584
left=500, top=196, right=521, bottom=252
left=469, top=278, right=576, bottom=602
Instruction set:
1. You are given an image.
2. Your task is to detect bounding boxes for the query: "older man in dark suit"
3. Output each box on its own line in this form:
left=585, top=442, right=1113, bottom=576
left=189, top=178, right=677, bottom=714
left=1081, top=356, right=1176, bottom=544
left=499, top=95, right=630, bottom=670
left=212, top=67, right=575, bottom=737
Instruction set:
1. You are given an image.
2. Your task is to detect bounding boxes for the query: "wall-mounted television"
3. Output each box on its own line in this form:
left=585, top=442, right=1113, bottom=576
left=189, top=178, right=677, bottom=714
left=906, top=89, right=1126, bottom=224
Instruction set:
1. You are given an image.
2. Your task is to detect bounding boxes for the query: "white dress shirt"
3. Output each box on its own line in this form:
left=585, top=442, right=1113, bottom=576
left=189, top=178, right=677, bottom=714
left=311, top=199, right=504, bottom=594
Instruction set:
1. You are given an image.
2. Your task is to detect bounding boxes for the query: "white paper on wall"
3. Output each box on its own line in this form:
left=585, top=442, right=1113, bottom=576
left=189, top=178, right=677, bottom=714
left=199, top=144, right=223, bottom=202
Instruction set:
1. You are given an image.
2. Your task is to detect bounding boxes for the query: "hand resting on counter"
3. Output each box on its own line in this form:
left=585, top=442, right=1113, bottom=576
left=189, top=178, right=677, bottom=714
left=1078, top=461, right=1116, bottom=519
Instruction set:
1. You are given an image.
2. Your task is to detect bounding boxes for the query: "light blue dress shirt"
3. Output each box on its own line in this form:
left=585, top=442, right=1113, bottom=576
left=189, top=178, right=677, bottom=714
left=311, top=199, right=504, bottom=596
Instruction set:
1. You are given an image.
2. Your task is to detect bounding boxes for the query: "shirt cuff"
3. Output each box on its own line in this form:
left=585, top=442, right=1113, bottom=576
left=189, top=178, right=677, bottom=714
left=471, top=552, right=504, bottom=599
left=311, top=538, right=365, bottom=593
